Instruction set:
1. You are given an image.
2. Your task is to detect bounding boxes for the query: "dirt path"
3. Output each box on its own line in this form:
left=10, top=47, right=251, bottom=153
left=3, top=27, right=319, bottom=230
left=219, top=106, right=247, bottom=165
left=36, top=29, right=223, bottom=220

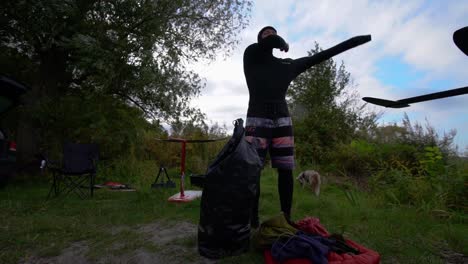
left=15, top=219, right=468, bottom=264
left=20, top=221, right=218, bottom=264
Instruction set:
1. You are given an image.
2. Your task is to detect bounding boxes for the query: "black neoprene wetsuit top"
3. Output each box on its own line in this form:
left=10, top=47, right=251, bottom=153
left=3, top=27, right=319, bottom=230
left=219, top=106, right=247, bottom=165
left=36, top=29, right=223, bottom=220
left=243, top=34, right=357, bottom=118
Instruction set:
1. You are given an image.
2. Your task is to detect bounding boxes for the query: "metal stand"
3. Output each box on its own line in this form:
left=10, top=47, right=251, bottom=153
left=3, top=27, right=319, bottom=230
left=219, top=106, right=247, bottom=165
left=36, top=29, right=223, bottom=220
left=155, top=137, right=228, bottom=203
left=151, top=165, right=176, bottom=188
left=167, top=140, right=197, bottom=202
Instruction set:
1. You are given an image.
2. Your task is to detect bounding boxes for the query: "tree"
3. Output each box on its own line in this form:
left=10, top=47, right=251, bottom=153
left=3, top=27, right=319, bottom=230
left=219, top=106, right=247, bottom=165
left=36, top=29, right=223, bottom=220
left=399, top=113, right=457, bottom=158
left=287, top=42, right=377, bottom=165
left=0, top=0, right=252, bottom=161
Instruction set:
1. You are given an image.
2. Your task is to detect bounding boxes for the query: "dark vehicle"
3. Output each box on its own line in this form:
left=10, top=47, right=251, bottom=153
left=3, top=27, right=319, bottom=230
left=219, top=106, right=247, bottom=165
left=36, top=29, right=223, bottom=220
left=0, top=75, right=29, bottom=187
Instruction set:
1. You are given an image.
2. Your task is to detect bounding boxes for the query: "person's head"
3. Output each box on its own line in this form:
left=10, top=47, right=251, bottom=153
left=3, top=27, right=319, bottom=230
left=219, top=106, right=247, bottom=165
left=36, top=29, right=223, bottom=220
left=257, top=26, right=277, bottom=42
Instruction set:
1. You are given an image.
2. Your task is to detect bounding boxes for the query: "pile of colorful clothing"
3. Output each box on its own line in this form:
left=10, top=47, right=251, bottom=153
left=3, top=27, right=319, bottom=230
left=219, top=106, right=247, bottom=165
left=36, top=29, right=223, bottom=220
left=254, top=214, right=380, bottom=264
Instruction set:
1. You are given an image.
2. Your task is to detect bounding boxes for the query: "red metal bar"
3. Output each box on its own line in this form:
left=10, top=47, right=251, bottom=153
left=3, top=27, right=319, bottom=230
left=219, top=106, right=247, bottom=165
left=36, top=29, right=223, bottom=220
left=180, top=140, right=187, bottom=197
left=158, top=137, right=226, bottom=203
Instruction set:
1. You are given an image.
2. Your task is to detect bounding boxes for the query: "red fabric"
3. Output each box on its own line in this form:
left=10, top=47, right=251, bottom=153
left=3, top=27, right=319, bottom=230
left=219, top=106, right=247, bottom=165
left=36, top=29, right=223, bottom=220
left=9, top=141, right=16, bottom=151
left=263, top=217, right=381, bottom=264
left=328, top=239, right=380, bottom=264
left=103, top=181, right=125, bottom=187
left=295, top=217, right=330, bottom=237
left=263, top=240, right=380, bottom=264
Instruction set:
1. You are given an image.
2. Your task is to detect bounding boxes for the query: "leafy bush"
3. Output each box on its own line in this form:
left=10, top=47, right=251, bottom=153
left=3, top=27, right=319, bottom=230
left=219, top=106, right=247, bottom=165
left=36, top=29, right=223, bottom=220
left=329, top=134, right=466, bottom=212
left=367, top=146, right=467, bottom=212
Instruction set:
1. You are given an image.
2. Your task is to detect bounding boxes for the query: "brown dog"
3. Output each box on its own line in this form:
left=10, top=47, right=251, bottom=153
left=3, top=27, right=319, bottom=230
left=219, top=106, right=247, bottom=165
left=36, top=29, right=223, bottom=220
left=296, top=170, right=321, bottom=196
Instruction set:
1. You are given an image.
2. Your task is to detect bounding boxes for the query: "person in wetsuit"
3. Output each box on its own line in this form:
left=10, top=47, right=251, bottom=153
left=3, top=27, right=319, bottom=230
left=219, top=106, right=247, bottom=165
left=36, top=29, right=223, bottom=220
left=243, top=26, right=371, bottom=227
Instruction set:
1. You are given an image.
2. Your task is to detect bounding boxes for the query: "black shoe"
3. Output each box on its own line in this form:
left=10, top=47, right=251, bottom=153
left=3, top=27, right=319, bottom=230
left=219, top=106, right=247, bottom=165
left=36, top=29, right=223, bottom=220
left=283, top=212, right=298, bottom=228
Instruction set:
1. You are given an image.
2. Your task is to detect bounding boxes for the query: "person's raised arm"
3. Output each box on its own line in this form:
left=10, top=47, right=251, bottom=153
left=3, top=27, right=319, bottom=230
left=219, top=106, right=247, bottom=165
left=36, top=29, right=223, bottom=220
left=291, top=35, right=371, bottom=78
left=258, top=35, right=289, bottom=51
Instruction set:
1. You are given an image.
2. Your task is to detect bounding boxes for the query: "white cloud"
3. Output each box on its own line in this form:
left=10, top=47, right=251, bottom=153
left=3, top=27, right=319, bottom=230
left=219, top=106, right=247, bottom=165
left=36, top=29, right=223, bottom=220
left=189, top=0, right=468, bottom=150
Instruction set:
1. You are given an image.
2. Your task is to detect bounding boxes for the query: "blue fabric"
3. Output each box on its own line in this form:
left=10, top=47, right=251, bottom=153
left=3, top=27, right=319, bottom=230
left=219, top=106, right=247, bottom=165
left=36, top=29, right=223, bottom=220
left=271, top=231, right=331, bottom=264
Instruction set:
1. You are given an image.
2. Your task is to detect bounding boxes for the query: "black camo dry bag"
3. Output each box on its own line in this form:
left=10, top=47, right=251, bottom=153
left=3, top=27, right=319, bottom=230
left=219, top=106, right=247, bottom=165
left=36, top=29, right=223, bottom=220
left=198, top=118, right=262, bottom=259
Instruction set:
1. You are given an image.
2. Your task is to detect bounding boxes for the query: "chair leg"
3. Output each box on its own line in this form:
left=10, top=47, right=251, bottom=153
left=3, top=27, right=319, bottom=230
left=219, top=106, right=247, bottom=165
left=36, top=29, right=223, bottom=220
left=62, top=176, right=88, bottom=199
left=47, top=172, right=59, bottom=199
left=90, top=173, right=95, bottom=197
left=47, top=176, right=54, bottom=199
left=48, top=173, right=95, bottom=199
left=55, top=173, right=62, bottom=196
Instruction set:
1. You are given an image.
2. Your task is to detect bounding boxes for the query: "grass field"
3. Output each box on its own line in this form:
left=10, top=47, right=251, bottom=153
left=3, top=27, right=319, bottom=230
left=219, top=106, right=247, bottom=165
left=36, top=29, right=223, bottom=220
left=0, top=166, right=466, bottom=263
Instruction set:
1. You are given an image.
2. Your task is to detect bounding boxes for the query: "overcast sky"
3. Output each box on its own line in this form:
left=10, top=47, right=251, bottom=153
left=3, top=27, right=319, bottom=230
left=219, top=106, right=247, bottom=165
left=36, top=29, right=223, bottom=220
left=188, top=0, right=468, bottom=153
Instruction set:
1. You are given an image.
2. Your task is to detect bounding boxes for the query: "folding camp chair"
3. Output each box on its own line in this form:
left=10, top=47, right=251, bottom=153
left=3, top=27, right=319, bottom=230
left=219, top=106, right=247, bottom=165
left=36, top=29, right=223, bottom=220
left=46, top=143, right=99, bottom=199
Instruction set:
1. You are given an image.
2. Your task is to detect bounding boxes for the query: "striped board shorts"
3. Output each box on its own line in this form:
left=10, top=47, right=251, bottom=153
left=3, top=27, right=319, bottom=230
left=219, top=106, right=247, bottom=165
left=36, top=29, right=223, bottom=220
left=245, top=116, right=295, bottom=170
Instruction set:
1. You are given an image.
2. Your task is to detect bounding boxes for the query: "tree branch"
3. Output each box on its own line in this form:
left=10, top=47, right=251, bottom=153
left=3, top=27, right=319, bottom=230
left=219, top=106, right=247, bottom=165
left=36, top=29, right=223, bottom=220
left=113, top=91, right=157, bottom=120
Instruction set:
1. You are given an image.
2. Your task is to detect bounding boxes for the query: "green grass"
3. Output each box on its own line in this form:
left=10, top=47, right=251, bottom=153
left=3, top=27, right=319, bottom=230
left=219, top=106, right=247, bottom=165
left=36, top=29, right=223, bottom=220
left=0, top=167, right=466, bottom=263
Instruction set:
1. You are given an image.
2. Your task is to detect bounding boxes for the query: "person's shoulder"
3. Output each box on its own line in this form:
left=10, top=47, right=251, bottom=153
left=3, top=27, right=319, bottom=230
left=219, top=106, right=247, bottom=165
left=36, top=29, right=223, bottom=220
left=244, top=43, right=259, bottom=54
left=246, top=43, right=258, bottom=49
